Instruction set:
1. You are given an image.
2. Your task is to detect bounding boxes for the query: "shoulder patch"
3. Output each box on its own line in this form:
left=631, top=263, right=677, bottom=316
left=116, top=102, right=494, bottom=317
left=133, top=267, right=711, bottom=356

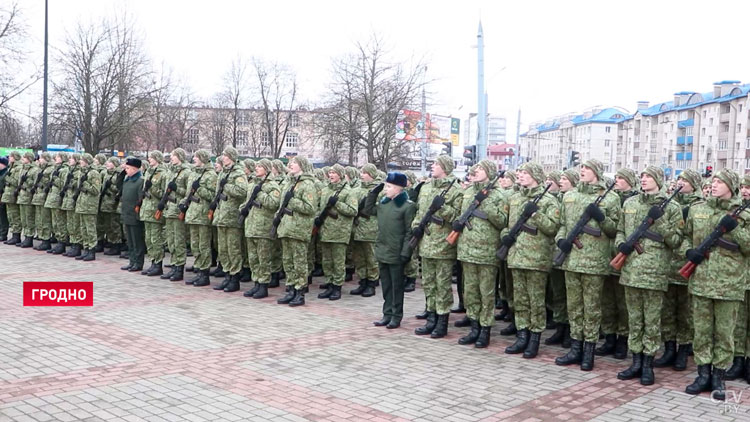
left=236, top=177, right=245, bottom=184
left=693, top=213, right=709, bottom=219
left=624, top=208, right=636, bottom=214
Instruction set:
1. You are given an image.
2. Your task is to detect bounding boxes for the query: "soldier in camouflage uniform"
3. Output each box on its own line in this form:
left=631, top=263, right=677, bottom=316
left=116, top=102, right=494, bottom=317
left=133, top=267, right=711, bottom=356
left=498, top=170, right=518, bottom=334
left=655, top=169, right=702, bottom=371
left=403, top=170, right=421, bottom=292
left=413, top=155, right=463, bottom=338
left=31, top=152, right=54, bottom=250
left=544, top=171, right=567, bottom=339
left=598, top=168, right=638, bottom=359
left=0, top=157, right=8, bottom=242
left=15, top=152, right=37, bottom=248
left=269, top=159, right=287, bottom=286
left=503, top=162, right=560, bottom=358
left=94, top=153, right=108, bottom=251
left=73, top=153, right=103, bottom=261
left=350, top=163, right=381, bottom=297
left=45, top=152, right=70, bottom=254
left=237, top=159, right=256, bottom=283
left=683, top=169, right=750, bottom=399
left=158, top=148, right=191, bottom=282
left=1, top=151, right=23, bottom=245
left=455, top=160, right=508, bottom=348
left=100, top=158, right=124, bottom=255
left=180, top=150, right=217, bottom=287
left=61, top=154, right=82, bottom=257
left=616, top=166, right=683, bottom=386
left=140, top=151, right=167, bottom=276
left=728, top=176, right=750, bottom=383
left=344, top=166, right=360, bottom=282
left=276, top=156, right=319, bottom=307
left=554, top=160, right=619, bottom=371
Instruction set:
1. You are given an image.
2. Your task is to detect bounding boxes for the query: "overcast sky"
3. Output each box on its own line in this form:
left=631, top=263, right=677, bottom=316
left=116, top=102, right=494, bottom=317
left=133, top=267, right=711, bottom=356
left=14, top=0, right=750, bottom=143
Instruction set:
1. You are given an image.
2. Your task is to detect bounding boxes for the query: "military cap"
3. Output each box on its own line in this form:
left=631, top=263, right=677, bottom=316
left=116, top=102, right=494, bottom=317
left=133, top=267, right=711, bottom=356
left=562, top=168, right=579, bottom=186
left=616, top=168, right=638, bottom=189
left=149, top=150, right=164, bottom=163
left=582, top=159, right=604, bottom=182
left=221, top=146, right=239, bottom=163
left=80, top=153, right=95, bottom=165
left=476, top=159, right=498, bottom=180
left=715, top=168, right=739, bottom=196
left=171, top=148, right=187, bottom=163
left=641, top=165, right=664, bottom=190
left=435, top=154, right=454, bottom=174
left=678, top=168, right=702, bottom=191
left=361, top=163, right=378, bottom=180
left=518, top=161, right=545, bottom=185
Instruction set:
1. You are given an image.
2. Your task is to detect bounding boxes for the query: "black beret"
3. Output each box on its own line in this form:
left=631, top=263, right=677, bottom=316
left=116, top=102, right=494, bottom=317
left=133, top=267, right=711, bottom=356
left=125, top=157, right=142, bottom=168
left=0, top=156, right=8, bottom=167
left=385, top=172, right=407, bottom=188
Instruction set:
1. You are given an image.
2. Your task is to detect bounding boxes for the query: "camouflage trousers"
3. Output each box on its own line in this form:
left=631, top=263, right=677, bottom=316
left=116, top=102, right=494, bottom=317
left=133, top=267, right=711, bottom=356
left=405, top=248, right=419, bottom=278
left=601, top=275, right=629, bottom=336
left=96, top=210, right=105, bottom=241
left=217, top=226, right=243, bottom=275
left=99, top=213, right=122, bottom=244
left=501, top=261, right=514, bottom=310
left=564, top=272, right=604, bottom=343
left=732, top=290, right=750, bottom=357
left=661, top=283, right=693, bottom=345
left=547, top=268, right=568, bottom=324
left=624, top=286, right=663, bottom=356
left=66, top=210, right=80, bottom=244
left=345, top=235, right=354, bottom=271
left=282, top=237, right=308, bottom=290
left=692, top=295, right=739, bottom=369
left=79, top=214, right=97, bottom=249
left=463, top=262, right=498, bottom=328
left=6, top=203, right=21, bottom=234
left=307, top=236, right=316, bottom=274
left=271, top=238, right=283, bottom=273
left=165, top=218, right=187, bottom=266
left=421, top=258, right=454, bottom=315
left=51, top=208, right=67, bottom=242
left=352, top=241, right=378, bottom=281
left=512, top=269, right=547, bottom=333
left=246, top=237, right=272, bottom=284
left=144, top=221, right=165, bottom=264
left=34, top=205, right=52, bottom=240
left=189, top=224, right=212, bottom=271
left=322, top=242, right=347, bottom=286
left=241, top=233, right=249, bottom=269
left=19, top=203, right=35, bottom=237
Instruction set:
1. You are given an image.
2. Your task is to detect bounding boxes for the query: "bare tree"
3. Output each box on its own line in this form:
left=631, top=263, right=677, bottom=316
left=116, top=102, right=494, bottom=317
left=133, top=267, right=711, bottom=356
left=221, top=56, right=249, bottom=149
left=0, top=2, right=40, bottom=115
left=252, top=58, right=298, bottom=159
left=204, top=102, right=231, bottom=157
left=52, top=15, right=154, bottom=153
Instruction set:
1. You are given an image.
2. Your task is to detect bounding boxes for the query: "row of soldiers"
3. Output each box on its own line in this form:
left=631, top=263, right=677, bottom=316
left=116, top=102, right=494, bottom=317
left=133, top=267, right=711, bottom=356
left=2, top=149, right=749, bottom=399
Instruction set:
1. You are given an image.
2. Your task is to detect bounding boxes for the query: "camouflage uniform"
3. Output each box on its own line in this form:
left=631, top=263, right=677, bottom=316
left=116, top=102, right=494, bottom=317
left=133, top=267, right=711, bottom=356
left=31, top=153, right=55, bottom=247
left=181, top=150, right=217, bottom=278
left=318, top=165, right=358, bottom=293
left=98, top=158, right=124, bottom=248
left=162, top=149, right=191, bottom=270
left=44, top=154, right=70, bottom=251
left=1, top=151, right=23, bottom=243
left=16, top=153, right=37, bottom=244
left=498, top=171, right=517, bottom=311
left=75, top=154, right=103, bottom=253
left=61, top=155, right=82, bottom=254
left=242, top=159, right=281, bottom=289
left=139, top=152, right=167, bottom=270
left=351, top=165, right=381, bottom=294
left=270, top=160, right=286, bottom=277
left=212, top=147, right=248, bottom=284
left=731, top=178, right=750, bottom=378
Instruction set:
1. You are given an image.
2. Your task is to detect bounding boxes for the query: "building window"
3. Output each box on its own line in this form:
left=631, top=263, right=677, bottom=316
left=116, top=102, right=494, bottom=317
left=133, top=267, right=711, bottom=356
left=739, top=104, right=743, bottom=112
left=605, top=126, right=611, bottom=133
left=238, top=112, right=248, bottom=126
left=701, top=127, right=706, bottom=136
left=710, top=118, right=714, bottom=125
left=703, top=110, right=707, bottom=118
left=290, top=113, right=300, bottom=128
left=719, top=139, right=728, bottom=150
left=187, top=128, right=199, bottom=144
left=238, top=130, right=248, bottom=146
left=737, top=124, right=742, bottom=133
left=604, top=139, right=610, bottom=147
left=285, top=132, right=298, bottom=148
left=261, top=132, right=269, bottom=147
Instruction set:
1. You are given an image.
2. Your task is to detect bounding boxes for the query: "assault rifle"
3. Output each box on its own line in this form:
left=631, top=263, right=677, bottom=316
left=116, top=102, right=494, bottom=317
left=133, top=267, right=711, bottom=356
left=495, top=183, right=553, bottom=260
left=58, top=170, right=75, bottom=205
left=445, top=172, right=504, bottom=245
left=29, top=169, right=46, bottom=196
left=13, top=169, right=30, bottom=198
left=178, top=172, right=205, bottom=221
left=207, top=172, right=230, bottom=222
left=155, top=169, right=185, bottom=220
left=72, top=171, right=88, bottom=202
left=134, top=170, right=156, bottom=214
left=238, top=174, right=270, bottom=226
left=408, top=178, right=457, bottom=249
left=269, top=176, right=301, bottom=239
left=112, top=170, right=126, bottom=211
left=312, top=183, right=346, bottom=236
left=43, top=165, right=62, bottom=194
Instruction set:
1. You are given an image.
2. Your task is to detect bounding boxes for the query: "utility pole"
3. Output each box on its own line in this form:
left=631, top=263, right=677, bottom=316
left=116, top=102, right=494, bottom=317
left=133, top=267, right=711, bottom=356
left=476, top=21, right=487, bottom=160
left=41, top=0, right=49, bottom=151
left=420, top=78, right=427, bottom=176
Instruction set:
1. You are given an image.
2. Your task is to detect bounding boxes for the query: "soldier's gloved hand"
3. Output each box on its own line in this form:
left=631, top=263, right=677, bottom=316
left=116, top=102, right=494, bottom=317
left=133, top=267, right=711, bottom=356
left=585, top=204, right=605, bottom=222
left=372, top=183, right=385, bottom=194
left=686, top=248, right=705, bottom=265
left=617, top=242, right=634, bottom=255
left=178, top=203, right=188, bottom=213
left=522, top=202, right=539, bottom=218
left=327, top=195, right=338, bottom=207
left=191, top=180, right=200, bottom=190
left=157, top=203, right=165, bottom=211
left=411, top=225, right=424, bottom=239
left=647, top=206, right=664, bottom=220
left=557, top=238, right=573, bottom=253
left=314, top=217, right=322, bottom=227
left=719, top=215, right=739, bottom=232
left=400, top=254, right=411, bottom=264
left=219, top=177, right=228, bottom=187
left=240, top=207, right=249, bottom=217
left=429, top=195, right=445, bottom=212
left=474, top=189, right=489, bottom=202
left=168, top=181, right=178, bottom=191
left=283, top=190, right=294, bottom=203
left=501, top=235, right=515, bottom=247
left=452, top=220, right=465, bottom=232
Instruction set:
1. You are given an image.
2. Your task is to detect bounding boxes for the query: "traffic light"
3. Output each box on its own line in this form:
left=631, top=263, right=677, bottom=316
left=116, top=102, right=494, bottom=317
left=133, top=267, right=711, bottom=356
left=569, top=150, right=581, bottom=167
left=463, top=145, right=476, bottom=166
left=704, top=165, right=713, bottom=177
left=442, top=142, right=452, bottom=156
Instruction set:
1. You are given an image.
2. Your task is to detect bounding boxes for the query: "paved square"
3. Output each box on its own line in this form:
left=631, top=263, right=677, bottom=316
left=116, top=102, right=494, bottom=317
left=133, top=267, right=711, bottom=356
left=1, top=245, right=748, bottom=421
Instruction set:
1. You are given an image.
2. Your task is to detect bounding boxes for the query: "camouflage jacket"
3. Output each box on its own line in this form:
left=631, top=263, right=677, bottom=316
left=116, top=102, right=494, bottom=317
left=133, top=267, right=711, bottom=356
left=504, top=184, right=560, bottom=272
left=74, top=166, right=103, bottom=215
left=243, top=176, right=281, bottom=239
left=668, top=192, right=703, bottom=285
left=352, top=180, right=381, bottom=243
left=182, top=166, right=217, bottom=226
left=99, top=168, right=122, bottom=214
left=31, top=163, right=54, bottom=206
left=162, top=163, right=192, bottom=219
left=456, top=182, right=508, bottom=266
left=0, top=162, right=22, bottom=204
left=42, top=164, right=66, bottom=209
left=684, top=196, right=750, bottom=301
left=212, top=164, right=247, bottom=228
left=60, top=165, right=80, bottom=211
left=556, top=181, right=620, bottom=275
left=413, top=176, right=463, bottom=260
left=15, top=163, right=36, bottom=205
left=318, top=180, right=358, bottom=244
left=139, top=164, right=167, bottom=224
left=277, top=173, right=319, bottom=242
left=616, top=191, right=683, bottom=292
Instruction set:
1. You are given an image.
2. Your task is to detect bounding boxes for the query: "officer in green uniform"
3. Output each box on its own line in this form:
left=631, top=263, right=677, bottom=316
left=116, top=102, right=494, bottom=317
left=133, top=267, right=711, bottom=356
left=1, top=151, right=22, bottom=245
left=140, top=151, right=167, bottom=276
left=120, top=157, right=147, bottom=272
left=350, top=163, right=381, bottom=297
left=180, top=150, right=217, bottom=287
left=616, top=166, right=682, bottom=386
left=31, top=152, right=54, bottom=250
left=15, top=151, right=37, bottom=248
left=160, top=148, right=191, bottom=282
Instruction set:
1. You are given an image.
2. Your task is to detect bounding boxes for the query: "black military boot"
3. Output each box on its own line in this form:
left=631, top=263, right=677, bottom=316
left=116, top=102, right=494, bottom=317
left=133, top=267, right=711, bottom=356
left=129, top=262, right=144, bottom=272
left=213, top=273, right=230, bottom=290
left=121, top=263, right=133, bottom=271
left=223, top=273, right=240, bottom=292
left=311, top=263, right=324, bottom=277
left=640, top=355, right=655, bottom=385
left=561, top=324, right=572, bottom=348
left=361, top=279, right=376, bottom=297
left=75, top=248, right=88, bottom=260
left=36, top=240, right=51, bottom=251
left=613, top=335, right=628, bottom=359
left=252, top=283, right=268, bottom=299
left=187, top=270, right=203, bottom=285
left=404, top=277, right=416, bottom=292
left=726, top=356, right=745, bottom=380
left=711, top=367, right=726, bottom=401
left=458, top=320, right=480, bottom=345
left=141, top=261, right=155, bottom=275
left=415, top=312, right=437, bottom=335
left=240, top=267, right=252, bottom=282
left=685, top=364, right=712, bottom=394
left=595, top=334, right=617, bottom=356
left=344, top=267, right=354, bottom=282
left=653, top=341, right=677, bottom=368
left=505, top=329, right=530, bottom=354
left=210, top=263, right=225, bottom=278
left=495, top=300, right=509, bottom=321
left=169, top=265, right=184, bottom=282
left=430, top=314, right=449, bottom=338
left=555, top=339, right=583, bottom=365
left=617, top=352, right=643, bottom=380
left=160, top=265, right=177, bottom=280
left=104, top=243, right=121, bottom=255
left=193, top=270, right=211, bottom=287
left=350, top=279, right=367, bottom=295
left=19, top=236, right=34, bottom=248
left=72, top=244, right=83, bottom=257
left=4, top=232, right=21, bottom=245
left=523, top=332, right=542, bottom=359
left=673, top=344, right=690, bottom=371
left=415, top=308, right=429, bottom=320
left=277, top=286, right=296, bottom=304
left=329, top=284, right=342, bottom=301
left=373, top=316, right=391, bottom=327
left=82, top=249, right=96, bottom=262
left=289, top=288, right=305, bottom=307
left=475, top=326, right=491, bottom=348
left=51, top=242, right=66, bottom=255
left=544, top=323, right=566, bottom=345
left=500, top=314, right=517, bottom=336
left=146, top=261, right=163, bottom=276
left=454, top=315, right=471, bottom=328
left=318, top=284, right=334, bottom=299
left=244, top=282, right=261, bottom=297
left=744, top=357, right=750, bottom=384
left=581, top=342, right=596, bottom=371
left=546, top=309, right=555, bottom=330
left=95, top=240, right=104, bottom=253
left=269, top=272, right=280, bottom=288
